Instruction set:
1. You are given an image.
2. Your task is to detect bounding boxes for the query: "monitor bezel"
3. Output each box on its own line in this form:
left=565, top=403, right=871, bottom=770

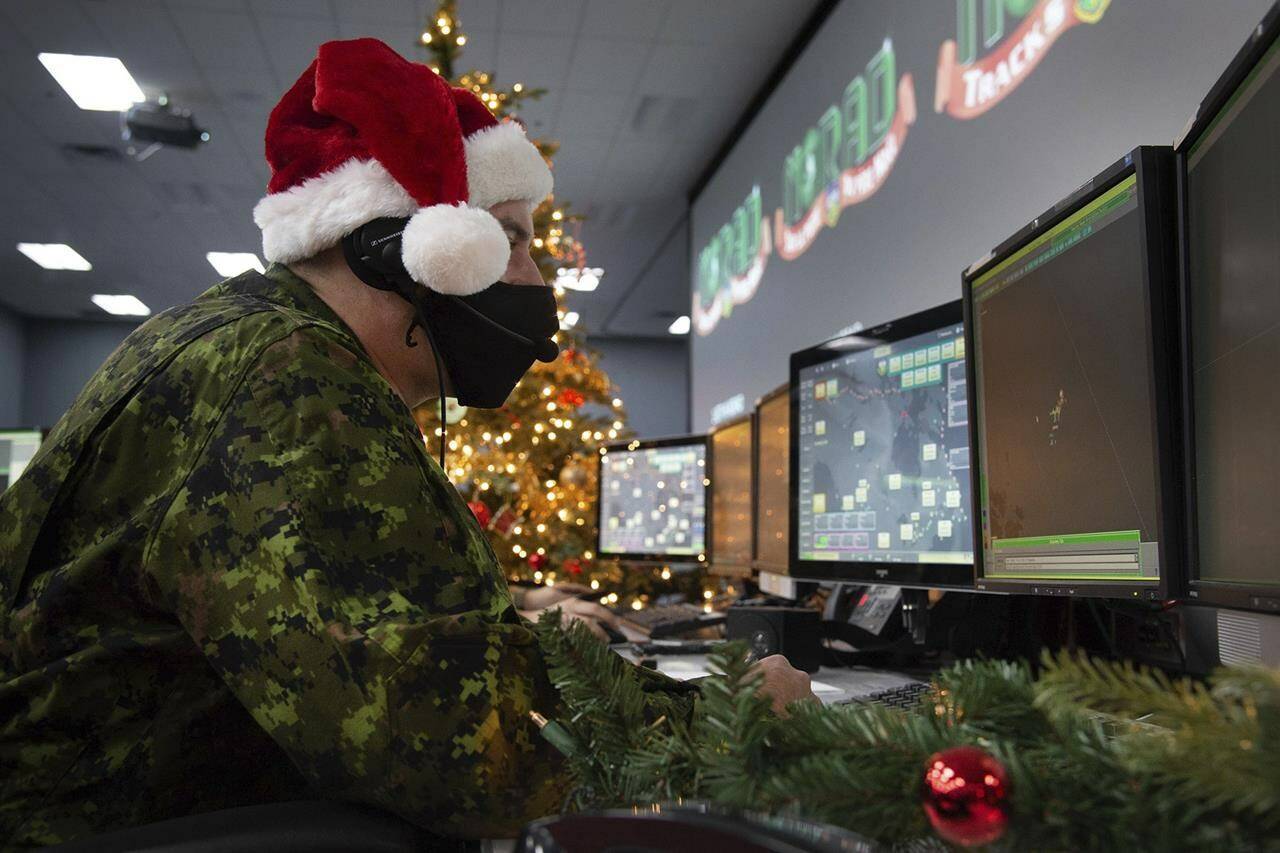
left=752, top=383, right=791, bottom=574
left=787, top=299, right=975, bottom=589
left=708, top=412, right=756, bottom=577
left=1175, top=4, right=1280, bottom=614
left=595, top=433, right=711, bottom=565
left=961, top=146, right=1183, bottom=601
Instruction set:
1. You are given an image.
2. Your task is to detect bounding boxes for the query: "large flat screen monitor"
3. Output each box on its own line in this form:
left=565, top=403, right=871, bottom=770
left=790, top=301, right=974, bottom=588
left=0, top=430, right=42, bottom=491
left=753, top=385, right=790, bottom=574
left=1177, top=4, right=1280, bottom=614
left=710, top=415, right=754, bottom=577
left=964, top=147, right=1182, bottom=600
left=597, top=436, right=709, bottom=563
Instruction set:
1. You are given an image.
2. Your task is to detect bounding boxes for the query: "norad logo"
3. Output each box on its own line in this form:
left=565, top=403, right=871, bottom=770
left=693, top=184, right=769, bottom=336
left=935, top=0, right=1110, bottom=119
left=693, top=37, right=917, bottom=337
left=774, top=37, right=916, bottom=261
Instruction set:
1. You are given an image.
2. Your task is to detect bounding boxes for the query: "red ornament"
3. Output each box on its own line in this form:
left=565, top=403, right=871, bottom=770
left=562, top=348, right=579, bottom=363
left=557, top=388, right=585, bottom=409
left=563, top=558, right=583, bottom=576
left=528, top=553, right=548, bottom=572
left=466, top=500, right=492, bottom=528
left=921, top=746, right=1010, bottom=847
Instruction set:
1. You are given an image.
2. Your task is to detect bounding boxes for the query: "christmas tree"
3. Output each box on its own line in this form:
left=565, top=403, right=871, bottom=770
left=410, top=2, right=710, bottom=608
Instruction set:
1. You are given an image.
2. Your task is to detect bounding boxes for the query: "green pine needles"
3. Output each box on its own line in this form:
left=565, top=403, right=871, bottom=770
left=533, top=614, right=1280, bottom=850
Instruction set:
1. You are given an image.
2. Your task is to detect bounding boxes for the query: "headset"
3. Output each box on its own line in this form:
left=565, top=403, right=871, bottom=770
left=340, top=217, right=558, bottom=468
left=341, top=217, right=453, bottom=468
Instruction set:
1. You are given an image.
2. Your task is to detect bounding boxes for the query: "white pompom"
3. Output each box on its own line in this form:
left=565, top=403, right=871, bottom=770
left=400, top=203, right=509, bottom=296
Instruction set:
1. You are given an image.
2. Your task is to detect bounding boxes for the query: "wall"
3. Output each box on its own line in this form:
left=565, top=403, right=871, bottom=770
left=689, top=0, right=1274, bottom=428
left=589, top=336, right=690, bottom=439
left=21, top=319, right=138, bottom=428
left=0, top=304, right=24, bottom=427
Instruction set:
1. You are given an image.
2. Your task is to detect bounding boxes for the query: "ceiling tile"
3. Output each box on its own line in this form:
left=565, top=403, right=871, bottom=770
left=494, top=30, right=574, bottom=92
left=563, top=36, right=650, bottom=94
left=580, top=0, right=670, bottom=40
left=637, top=42, right=722, bottom=96
left=254, top=12, right=339, bottom=85
left=499, top=0, right=586, bottom=35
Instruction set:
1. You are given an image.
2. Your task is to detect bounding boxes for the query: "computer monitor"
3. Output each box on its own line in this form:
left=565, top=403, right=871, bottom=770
left=963, top=147, right=1181, bottom=600
left=753, top=384, right=790, bottom=574
left=1177, top=4, right=1280, bottom=614
left=789, top=301, right=975, bottom=588
left=596, top=436, right=709, bottom=563
left=0, top=429, right=42, bottom=491
left=709, top=415, right=754, bottom=577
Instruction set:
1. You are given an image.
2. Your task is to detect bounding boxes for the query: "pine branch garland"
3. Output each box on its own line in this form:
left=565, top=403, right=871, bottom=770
left=534, top=619, right=1280, bottom=850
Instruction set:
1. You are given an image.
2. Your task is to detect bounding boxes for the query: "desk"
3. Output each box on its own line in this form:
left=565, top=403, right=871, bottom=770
left=617, top=647, right=924, bottom=705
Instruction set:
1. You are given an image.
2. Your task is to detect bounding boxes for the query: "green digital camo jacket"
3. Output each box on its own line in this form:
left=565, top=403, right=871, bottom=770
left=0, top=265, right=695, bottom=848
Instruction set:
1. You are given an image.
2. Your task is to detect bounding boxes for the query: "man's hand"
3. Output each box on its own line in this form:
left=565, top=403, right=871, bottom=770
left=751, top=654, right=818, bottom=717
left=521, top=582, right=593, bottom=611
left=521, top=597, right=626, bottom=643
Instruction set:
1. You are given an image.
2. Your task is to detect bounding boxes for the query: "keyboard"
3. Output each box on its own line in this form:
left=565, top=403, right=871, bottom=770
left=846, top=680, right=930, bottom=710
left=615, top=603, right=727, bottom=639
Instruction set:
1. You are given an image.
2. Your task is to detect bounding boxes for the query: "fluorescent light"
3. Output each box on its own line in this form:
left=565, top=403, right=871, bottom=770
left=668, top=315, right=691, bottom=335
left=206, top=252, right=264, bottom=277
left=17, top=242, right=92, bottom=271
left=555, top=266, right=603, bottom=292
left=38, top=53, right=145, bottom=111
left=560, top=311, right=579, bottom=330
left=92, top=294, right=150, bottom=316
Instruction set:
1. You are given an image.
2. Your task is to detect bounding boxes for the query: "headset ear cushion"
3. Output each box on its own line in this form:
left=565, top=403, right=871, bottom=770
left=379, top=241, right=400, bottom=269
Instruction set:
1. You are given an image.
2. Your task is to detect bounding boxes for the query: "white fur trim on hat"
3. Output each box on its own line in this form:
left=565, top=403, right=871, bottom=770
left=253, top=158, right=417, bottom=264
left=401, top=203, right=509, bottom=296
left=464, top=122, right=554, bottom=210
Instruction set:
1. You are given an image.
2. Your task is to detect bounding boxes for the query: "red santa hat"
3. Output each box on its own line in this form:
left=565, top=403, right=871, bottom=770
left=252, top=38, right=553, bottom=296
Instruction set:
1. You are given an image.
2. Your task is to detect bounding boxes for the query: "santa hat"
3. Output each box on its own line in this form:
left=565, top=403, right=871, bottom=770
left=252, top=38, right=553, bottom=296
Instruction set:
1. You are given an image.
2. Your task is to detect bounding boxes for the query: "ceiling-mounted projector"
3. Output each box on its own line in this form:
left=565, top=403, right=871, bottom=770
left=122, top=96, right=209, bottom=151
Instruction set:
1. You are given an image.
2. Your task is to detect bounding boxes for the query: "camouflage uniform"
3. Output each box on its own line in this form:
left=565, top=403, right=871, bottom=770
left=0, top=265, right=695, bottom=847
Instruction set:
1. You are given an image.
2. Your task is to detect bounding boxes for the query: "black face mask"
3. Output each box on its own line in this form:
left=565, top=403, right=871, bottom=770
left=414, top=283, right=560, bottom=408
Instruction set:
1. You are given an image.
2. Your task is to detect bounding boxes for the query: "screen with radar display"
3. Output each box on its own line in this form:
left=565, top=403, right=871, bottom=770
left=969, top=165, right=1169, bottom=593
left=598, top=439, right=708, bottom=560
left=794, top=304, right=973, bottom=574
left=1184, top=26, right=1280, bottom=596
left=0, top=430, right=41, bottom=491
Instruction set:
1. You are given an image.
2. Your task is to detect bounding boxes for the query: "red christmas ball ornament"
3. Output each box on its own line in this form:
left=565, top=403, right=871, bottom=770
left=562, top=348, right=579, bottom=363
left=557, top=388, right=585, bottom=409
left=563, top=558, right=583, bottom=576
left=466, top=501, right=492, bottom=528
left=528, top=553, right=548, bottom=572
left=921, top=746, right=1010, bottom=847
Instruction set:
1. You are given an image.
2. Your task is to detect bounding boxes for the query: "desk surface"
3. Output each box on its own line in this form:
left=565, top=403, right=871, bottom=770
left=617, top=647, right=924, bottom=705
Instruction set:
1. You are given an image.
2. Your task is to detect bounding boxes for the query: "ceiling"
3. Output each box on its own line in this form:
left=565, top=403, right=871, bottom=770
left=0, top=0, right=821, bottom=338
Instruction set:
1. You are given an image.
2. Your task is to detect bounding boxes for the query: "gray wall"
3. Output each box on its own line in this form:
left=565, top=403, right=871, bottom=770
left=690, top=0, right=1275, bottom=429
left=21, top=319, right=137, bottom=428
left=590, top=336, right=690, bottom=439
left=0, top=304, right=24, bottom=427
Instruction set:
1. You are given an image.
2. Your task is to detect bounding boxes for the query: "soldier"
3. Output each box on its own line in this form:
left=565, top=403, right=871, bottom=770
left=0, top=38, right=814, bottom=848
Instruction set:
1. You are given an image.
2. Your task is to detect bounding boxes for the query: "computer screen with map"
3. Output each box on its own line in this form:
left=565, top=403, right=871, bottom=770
left=597, top=436, right=709, bottom=563
left=790, top=301, right=974, bottom=588
left=710, top=415, right=754, bottom=576
left=0, top=430, right=42, bottom=491
left=753, top=385, right=790, bottom=574
left=1178, top=4, right=1280, bottom=613
left=965, top=147, right=1180, bottom=600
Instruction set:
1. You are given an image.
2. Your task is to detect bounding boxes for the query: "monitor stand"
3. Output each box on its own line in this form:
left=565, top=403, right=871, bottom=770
left=899, top=589, right=930, bottom=647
